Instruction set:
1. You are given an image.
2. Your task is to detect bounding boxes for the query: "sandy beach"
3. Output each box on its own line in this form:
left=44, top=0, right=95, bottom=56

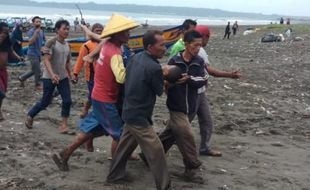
left=1, top=24, right=310, bottom=190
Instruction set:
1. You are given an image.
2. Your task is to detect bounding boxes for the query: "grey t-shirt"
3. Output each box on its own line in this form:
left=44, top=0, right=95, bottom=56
left=42, top=37, right=71, bottom=80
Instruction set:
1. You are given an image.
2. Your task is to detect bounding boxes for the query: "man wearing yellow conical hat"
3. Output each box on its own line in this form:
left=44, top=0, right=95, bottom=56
left=52, top=13, right=139, bottom=171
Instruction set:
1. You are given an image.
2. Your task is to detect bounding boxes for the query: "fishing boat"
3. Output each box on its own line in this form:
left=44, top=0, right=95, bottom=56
left=22, top=25, right=183, bottom=56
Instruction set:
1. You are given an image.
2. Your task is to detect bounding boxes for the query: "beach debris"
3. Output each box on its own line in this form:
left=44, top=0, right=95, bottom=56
left=240, top=166, right=249, bottom=170
left=285, top=28, right=292, bottom=38
left=254, top=129, right=265, bottom=135
left=227, top=102, right=234, bottom=107
left=261, top=34, right=284, bottom=43
left=243, top=27, right=256, bottom=36
left=292, top=37, right=304, bottom=42
left=219, top=184, right=231, bottom=190
left=9, top=121, right=23, bottom=125
left=270, top=141, right=284, bottom=147
left=219, top=168, right=227, bottom=173
left=230, top=145, right=243, bottom=150
left=224, top=85, right=232, bottom=90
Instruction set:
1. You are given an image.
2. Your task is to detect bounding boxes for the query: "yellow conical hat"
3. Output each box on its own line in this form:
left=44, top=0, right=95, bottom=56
left=101, top=13, right=139, bottom=38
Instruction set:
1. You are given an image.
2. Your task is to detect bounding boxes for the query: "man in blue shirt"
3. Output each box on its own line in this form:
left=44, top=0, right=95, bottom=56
left=18, top=16, right=45, bottom=90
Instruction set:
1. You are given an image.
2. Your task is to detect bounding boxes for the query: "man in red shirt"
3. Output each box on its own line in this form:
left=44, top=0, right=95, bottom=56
left=52, top=13, right=139, bottom=171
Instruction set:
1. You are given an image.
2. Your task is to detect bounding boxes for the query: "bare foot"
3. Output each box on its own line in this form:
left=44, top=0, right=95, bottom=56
left=52, top=152, right=69, bottom=171
left=25, top=116, right=33, bottom=129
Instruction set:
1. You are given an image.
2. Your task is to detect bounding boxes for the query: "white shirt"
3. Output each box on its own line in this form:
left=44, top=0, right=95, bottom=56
left=197, top=47, right=209, bottom=94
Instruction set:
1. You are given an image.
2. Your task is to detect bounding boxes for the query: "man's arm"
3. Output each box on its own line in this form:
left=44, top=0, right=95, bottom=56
left=44, top=54, right=60, bottom=84
left=110, top=55, right=126, bottom=84
left=83, top=40, right=104, bottom=63
left=207, top=65, right=241, bottom=79
left=150, top=66, right=164, bottom=96
left=73, top=44, right=88, bottom=82
left=8, top=48, right=23, bottom=61
left=66, top=49, right=72, bottom=80
left=28, top=28, right=41, bottom=45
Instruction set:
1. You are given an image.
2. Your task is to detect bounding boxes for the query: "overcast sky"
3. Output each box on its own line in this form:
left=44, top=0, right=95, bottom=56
left=35, top=0, right=309, bottom=17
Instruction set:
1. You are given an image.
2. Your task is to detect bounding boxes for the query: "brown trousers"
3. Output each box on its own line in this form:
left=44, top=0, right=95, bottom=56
left=159, top=111, right=201, bottom=169
left=107, top=124, right=171, bottom=190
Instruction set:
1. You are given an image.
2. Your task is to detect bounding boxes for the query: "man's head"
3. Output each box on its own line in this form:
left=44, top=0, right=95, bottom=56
left=0, top=22, right=10, bottom=45
left=100, top=13, right=139, bottom=46
left=184, top=30, right=202, bottom=57
left=91, top=23, right=104, bottom=35
left=55, top=20, right=70, bottom=39
left=143, top=30, right=166, bottom=59
left=182, top=19, right=197, bottom=33
left=32, top=16, right=41, bottom=28
left=195, top=25, right=210, bottom=47
left=110, top=29, right=130, bottom=45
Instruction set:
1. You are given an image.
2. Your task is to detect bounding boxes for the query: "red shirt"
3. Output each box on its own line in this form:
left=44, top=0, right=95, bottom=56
left=91, top=41, right=125, bottom=103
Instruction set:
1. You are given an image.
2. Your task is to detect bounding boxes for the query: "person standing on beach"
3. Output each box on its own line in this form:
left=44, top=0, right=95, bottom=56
left=0, top=22, right=24, bottom=121
left=188, top=25, right=241, bottom=156
left=74, top=17, right=79, bottom=32
left=106, top=30, right=171, bottom=190
left=52, top=13, right=139, bottom=171
left=18, top=16, right=45, bottom=90
left=72, top=23, right=103, bottom=119
left=10, top=23, right=24, bottom=63
left=25, top=20, right=73, bottom=134
left=223, top=21, right=231, bottom=39
left=169, top=19, right=197, bottom=57
left=232, top=21, right=238, bottom=35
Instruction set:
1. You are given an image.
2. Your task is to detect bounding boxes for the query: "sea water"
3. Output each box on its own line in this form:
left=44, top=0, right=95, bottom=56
left=0, top=4, right=273, bottom=26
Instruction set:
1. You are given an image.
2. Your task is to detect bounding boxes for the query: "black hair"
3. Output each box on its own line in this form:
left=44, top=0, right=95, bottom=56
left=143, top=30, right=163, bottom=50
left=55, top=19, right=70, bottom=30
left=91, top=23, right=103, bottom=32
left=0, top=22, right=12, bottom=51
left=183, top=30, right=202, bottom=43
left=182, top=19, right=197, bottom=31
left=32, top=16, right=41, bottom=23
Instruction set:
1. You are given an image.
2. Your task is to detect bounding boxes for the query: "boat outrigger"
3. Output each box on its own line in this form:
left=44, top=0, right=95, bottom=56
left=22, top=25, right=183, bottom=56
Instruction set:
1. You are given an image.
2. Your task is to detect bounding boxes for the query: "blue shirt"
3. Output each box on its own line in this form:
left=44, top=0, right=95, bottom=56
left=27, top=28, right=45, bottom=57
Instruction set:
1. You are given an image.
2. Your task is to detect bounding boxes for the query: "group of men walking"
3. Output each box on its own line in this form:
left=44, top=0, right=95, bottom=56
left=1, top=13, right=241, bottom=190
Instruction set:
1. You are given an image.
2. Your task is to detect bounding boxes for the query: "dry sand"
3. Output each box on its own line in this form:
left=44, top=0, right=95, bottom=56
left=0, top=25, right=310, bottom=190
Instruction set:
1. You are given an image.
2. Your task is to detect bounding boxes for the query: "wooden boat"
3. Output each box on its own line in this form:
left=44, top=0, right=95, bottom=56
left=22, top=25, right=182, bottom=56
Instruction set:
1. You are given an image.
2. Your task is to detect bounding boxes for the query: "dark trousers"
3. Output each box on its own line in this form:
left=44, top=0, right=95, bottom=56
left=19, top=55, right=41, bottom=86
left=233, top=28, right=237, bottom=35
left=159, top=111, right=201, bottom=169
left=188, top=92, right=213, bottom=153
left=223, top=31, right=231, bottom=39
left=28, top=78, right=72, bottom=118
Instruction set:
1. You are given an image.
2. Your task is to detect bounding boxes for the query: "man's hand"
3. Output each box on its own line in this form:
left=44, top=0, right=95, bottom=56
left=161, top=65, right=170, bottom=77
left=230, top=70, right=241, bottom=79
left=71, top=74, right=78, bottom=84
left=83, top=54, right=94, bottom=63
left=51, top=74, right=60, bottom=85
left=175, top=73, right=189, bottom=84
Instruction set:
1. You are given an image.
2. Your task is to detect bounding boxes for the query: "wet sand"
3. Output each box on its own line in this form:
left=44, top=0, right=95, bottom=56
left=1, top=24, right=310, bottom=190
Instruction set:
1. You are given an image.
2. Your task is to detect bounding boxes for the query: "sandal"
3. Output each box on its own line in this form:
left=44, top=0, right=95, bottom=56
left=59, top=130, right=76, bottom=135
left=200, top=149, right=222, bottom=157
